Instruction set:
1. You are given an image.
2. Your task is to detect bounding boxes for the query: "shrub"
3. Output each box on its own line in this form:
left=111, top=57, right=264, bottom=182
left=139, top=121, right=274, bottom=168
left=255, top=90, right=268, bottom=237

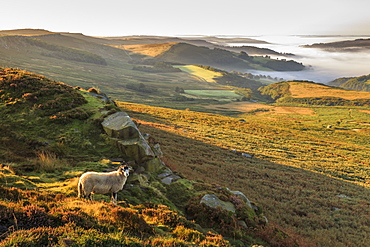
left=172, top=225, right=205, bottom=243
left=148, top=237, right=187, bottom=247
left=49, top=108, right=93, bottom=124
left=110, top=207, right=154, bottom=236
left=141, top=207, right=186, bottom=228
left=186, top=196, right=240, bottom=236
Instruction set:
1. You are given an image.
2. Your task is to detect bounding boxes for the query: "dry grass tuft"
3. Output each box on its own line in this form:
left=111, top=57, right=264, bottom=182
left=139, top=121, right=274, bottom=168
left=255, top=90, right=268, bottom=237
left=34, top=151, right=69, bottom=172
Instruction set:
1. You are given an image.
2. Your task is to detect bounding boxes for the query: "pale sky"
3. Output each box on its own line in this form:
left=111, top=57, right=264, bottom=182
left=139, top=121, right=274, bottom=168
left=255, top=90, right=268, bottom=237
left=2, top=0, right=370, bottom=37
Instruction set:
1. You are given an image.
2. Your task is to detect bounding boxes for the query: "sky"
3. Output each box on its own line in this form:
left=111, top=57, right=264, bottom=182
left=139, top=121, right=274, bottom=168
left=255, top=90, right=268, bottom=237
left=2, top=0, right=370, bottom=37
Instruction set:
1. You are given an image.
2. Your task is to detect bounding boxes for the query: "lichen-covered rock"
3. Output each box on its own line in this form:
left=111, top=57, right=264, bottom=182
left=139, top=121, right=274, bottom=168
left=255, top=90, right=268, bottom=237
left=229, top=190, right=252, bottom=209
left=102, top=112, right=140, bottom=139
left=161, top=174, right=181, bottom=185
left=200, top=194, right=236, bottom=213
left=102, top=112, right=155, bottom=163
left=144, top=158, right=164, bottom=173
left=116, top=138, right=155, bottom=163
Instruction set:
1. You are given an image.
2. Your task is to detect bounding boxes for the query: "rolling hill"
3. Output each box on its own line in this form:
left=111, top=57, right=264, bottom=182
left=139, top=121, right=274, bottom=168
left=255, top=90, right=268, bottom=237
left=259, top=80, right=370, bottom=105
left=303, top=38, right=370, bottom=52
left=329, top=74, right=370, bottom=92
left=0, top=29, right=306, bottom=113
left=122, top=42, right=305, bottom=72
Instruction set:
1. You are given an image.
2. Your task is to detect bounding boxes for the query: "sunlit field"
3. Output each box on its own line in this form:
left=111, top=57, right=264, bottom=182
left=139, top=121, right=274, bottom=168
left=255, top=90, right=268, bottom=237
left=288, top=81, right=370, bottom=99
left=175, top=65, right=223, bottom=82
left=117, top=101, right=370, bottom=246
left=119, top=43, right=177, bottom=57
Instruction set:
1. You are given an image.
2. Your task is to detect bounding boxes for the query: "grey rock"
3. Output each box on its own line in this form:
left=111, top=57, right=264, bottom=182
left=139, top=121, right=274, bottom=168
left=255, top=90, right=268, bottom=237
left=200, top=194, right=236, bottom=213
left=102, top=112, right=155, bottom=163
left=230, top=190, right=253, bottom=209
left=161, top=175, right=181, bottom=185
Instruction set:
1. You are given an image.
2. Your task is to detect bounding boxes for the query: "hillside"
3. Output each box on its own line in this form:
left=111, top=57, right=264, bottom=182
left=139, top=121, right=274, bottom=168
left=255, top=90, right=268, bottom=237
left=143, top=42, right=304, bottom=72
left=303, top=38, right=370, bottom=52
left=259, top=80, right=370, bottom=105
left=0, top=29, right=304, bottom=111
left=117, top=100, right=370, bottom=247
left=329, top=74, right=370, bottom=92
left=0, top=68, right=308, bottom=246
left=105, top=35, right=292, bottom=57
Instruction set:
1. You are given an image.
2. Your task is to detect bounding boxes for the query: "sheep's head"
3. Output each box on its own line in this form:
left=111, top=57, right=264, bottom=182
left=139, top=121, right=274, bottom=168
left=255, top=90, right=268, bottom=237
left=118, top=164, right=131, bottom=177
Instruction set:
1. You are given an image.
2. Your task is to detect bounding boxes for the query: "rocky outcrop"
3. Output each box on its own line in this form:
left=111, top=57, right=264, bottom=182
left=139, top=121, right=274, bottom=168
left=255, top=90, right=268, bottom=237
left=200, top=194, right=236, bottom=213
left=102, top=112, right=163, bottom=172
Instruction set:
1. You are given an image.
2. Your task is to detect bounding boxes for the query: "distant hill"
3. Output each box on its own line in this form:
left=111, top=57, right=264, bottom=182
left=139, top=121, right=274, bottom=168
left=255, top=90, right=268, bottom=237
left=0, top=28, right=54, bottom=36
left=259, top=80, right=370, bottom=105
left=329, top=74, right=370, bottom=92
left=0, top=29, right=305, bottom=110
left=303, top=38, right=370, bottom=52
left=138, top=42, right=305, bottom=72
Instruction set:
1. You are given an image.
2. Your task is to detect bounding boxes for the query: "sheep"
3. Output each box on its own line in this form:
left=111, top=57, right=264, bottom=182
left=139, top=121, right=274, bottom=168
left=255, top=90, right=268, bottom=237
left=78, top=164, right=131, bottom=205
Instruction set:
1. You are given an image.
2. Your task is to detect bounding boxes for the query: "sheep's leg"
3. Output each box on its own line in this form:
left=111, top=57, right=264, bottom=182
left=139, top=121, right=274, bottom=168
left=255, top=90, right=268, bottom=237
left=112, top=192, right=118, bottom=205
left=87, top=193, right=92, bottom=201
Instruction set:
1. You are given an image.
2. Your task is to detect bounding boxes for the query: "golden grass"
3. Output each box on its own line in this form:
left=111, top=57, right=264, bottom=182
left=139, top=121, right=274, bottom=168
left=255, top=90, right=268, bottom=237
left=117, top=43, right=178, bottom=57
left=117, top=101, right=370, bottom=246
left=288, top=81, right=370, bottom=100
left=35, top=151, right=69, bottom=173
left=175, top=65, right=223, bottom=83
left=204, top=101, right=315, bottom=115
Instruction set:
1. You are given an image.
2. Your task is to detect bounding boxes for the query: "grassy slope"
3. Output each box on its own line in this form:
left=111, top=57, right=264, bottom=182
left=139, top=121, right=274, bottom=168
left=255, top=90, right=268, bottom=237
left=2, top=68, right=306, bottom=247
left=117, top=101, right=370, bottom=247
left=0, top=68, right=234, bottom=246
left=287, top=81, right=370, bottom=100
left=259, top=81, right=370, bottom=103
left=329, top=74, right=370, bottom=92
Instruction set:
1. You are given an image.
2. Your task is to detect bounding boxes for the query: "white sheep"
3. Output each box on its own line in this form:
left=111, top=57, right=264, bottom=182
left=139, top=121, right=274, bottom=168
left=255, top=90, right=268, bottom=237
left=78, top=164, right=131, bottom=205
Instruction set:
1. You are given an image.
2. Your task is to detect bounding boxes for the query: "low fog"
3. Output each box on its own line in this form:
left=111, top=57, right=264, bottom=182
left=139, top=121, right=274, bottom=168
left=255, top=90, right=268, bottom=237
left=232, top=35, right=370, bottom=83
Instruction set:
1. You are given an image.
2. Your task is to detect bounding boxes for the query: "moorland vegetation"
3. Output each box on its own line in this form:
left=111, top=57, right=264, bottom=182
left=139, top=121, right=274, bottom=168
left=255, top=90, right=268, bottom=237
left=1, top=29, right=370, bottom=246
left=1, top=68, right=315, bottom=246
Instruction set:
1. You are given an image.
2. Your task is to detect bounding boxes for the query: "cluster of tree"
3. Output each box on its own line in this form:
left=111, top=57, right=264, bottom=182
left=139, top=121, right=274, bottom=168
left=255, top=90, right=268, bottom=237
left=132, top=62, right=181, bottom=73
left=125, top=82, right=158, bottom=93
left=261, top=59, right=304, bottom=71
left=174, top=86, right=185, bottom=93
left=234, top=72, right=284, bottom=81
left=25, top=38, right=107, bottom=65
left=237, top=51, right=253, bottom=61
left=258, top=81, right=291, bottom=100
left=195, top=65, right=223, bottom=73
